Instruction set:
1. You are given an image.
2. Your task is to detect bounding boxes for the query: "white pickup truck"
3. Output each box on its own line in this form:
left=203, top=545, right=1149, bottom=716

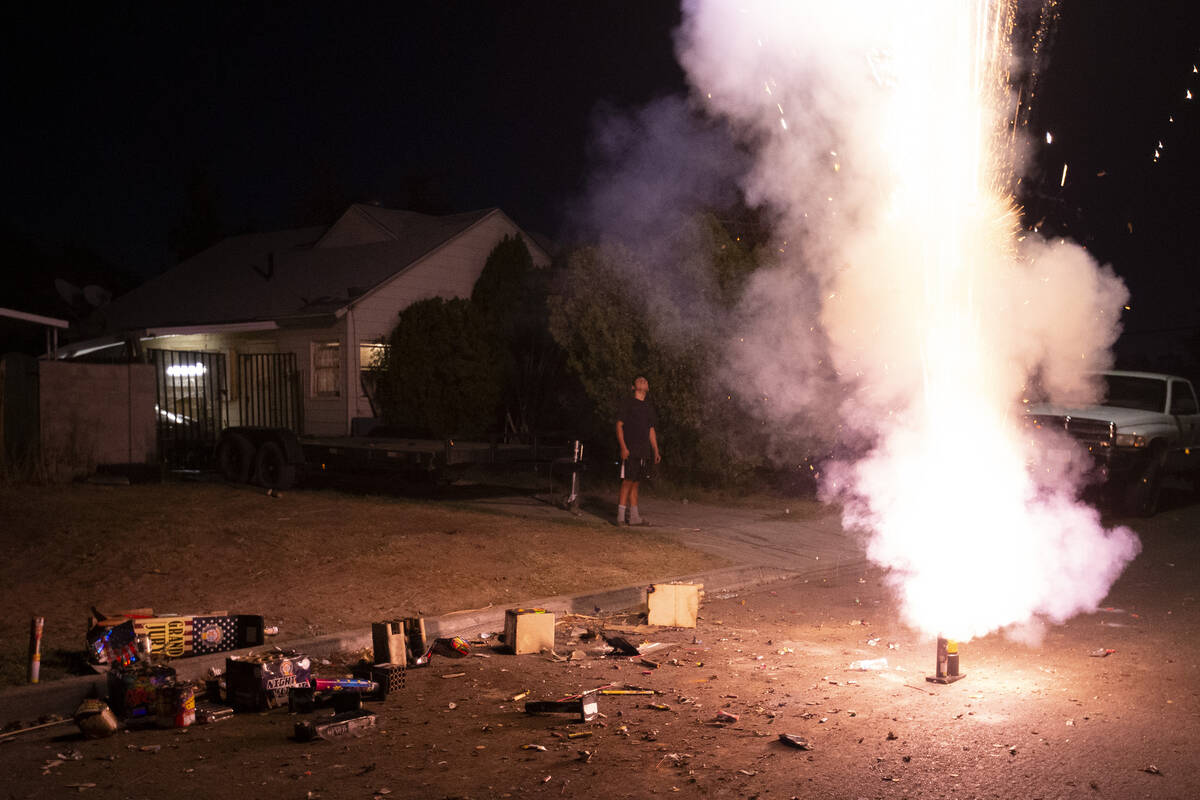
left=1025, top=370, right=1200, bottom=516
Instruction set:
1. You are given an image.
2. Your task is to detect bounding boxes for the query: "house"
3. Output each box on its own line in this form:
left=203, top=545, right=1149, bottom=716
left=59, top=205, right=551, bottom=459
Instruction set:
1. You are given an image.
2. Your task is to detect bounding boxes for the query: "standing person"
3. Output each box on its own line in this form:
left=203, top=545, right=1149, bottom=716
left=616, top=376, right=661, bottom=526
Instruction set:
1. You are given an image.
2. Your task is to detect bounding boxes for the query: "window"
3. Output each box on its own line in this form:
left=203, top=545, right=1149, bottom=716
left=1170, top=381, right=1198, bottom=415
left=312, top=341, right=341, bottom=397
left=359, top=341, right=386, bottom=398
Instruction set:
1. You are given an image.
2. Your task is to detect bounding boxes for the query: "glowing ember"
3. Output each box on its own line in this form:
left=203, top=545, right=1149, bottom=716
left=678, top=0, right=1140, bottom=641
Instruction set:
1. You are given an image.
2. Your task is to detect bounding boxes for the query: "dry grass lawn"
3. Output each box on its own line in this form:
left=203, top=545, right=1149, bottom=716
left=0, top=481, right=728, bottom=688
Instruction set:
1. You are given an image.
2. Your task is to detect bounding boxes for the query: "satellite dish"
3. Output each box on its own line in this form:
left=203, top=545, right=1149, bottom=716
left=83, top=285, right=112, bottom=307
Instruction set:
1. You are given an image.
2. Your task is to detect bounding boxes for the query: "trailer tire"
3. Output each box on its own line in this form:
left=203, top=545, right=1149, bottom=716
left=253, top=441, right=296, bottom=490
left=216, top=433, right=255, bottom=484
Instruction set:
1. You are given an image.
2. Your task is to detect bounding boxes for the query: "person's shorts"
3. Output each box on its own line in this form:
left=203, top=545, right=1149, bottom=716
left=620, top=457, right=653, bottom=483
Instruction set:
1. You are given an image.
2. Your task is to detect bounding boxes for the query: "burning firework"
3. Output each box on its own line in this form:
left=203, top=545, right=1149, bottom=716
left=678, top=0, right=1140, bottom=641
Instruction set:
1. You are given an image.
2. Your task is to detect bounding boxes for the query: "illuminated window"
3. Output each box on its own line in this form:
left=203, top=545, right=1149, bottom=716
left=359, top=341, right=386, bottom=398
left=312, top=341, right=341, bottom=397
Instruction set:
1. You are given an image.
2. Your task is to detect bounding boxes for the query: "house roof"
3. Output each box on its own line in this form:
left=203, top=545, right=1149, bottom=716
left=93, top=205, right=505, bottom=332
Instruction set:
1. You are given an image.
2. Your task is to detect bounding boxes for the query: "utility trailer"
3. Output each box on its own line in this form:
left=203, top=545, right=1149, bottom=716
left=214, top=426, right=581, bottom=493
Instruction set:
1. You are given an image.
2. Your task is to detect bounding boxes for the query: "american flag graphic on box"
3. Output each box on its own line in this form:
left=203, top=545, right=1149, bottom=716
left=192, top=616, right=239, bottom=655
left=133, top=615, right=241, bottom=657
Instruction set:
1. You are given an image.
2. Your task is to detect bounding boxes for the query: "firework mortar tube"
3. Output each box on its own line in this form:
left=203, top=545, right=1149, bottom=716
left=29, top=616, right=44, bottom=683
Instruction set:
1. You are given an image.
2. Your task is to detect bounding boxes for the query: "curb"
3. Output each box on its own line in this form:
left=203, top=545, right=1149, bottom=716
left=0, top=558, right=868, bottom=727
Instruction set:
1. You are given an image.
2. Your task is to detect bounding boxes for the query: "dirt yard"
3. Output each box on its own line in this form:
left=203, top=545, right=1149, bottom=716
left=0, top=499, right=1198, bottom=799
left=0, top=481, right=729, bottom=688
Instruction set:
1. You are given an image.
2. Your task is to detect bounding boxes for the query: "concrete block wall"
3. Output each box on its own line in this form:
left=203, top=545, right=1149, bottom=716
left=37, top=361, right=157, bottom=475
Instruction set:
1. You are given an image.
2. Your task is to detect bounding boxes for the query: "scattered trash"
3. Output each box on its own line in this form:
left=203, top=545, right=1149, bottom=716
left=867, top=637, right=881, bottom=647
left=778, top=733, right=813, bottom=750
left=848, top=658, right=888, bottom=671
left=567, top=731, right=592, bottom=740
left=715, top=711, right=739, bottom=724
left=648, top=703, right=671, bottom=711
left=440, top=672, right=466, bottom=679
left=505, top=609, right=555, bottom=654
left=433, top=637, right=471, bottom=658
left=511, top=690, right=530, bottom=701
left=226, top=651, right=312, bottom=711
left=602, top=635, right=641, bottom=656
left=1143, top=765, right=1162, bottom=775
left=195, top=701, right=234, bottom=724
left=1089, top=648, right=1116, bottom=658
left=521, top=744, right=547, bottom=751
left=577, top=750, right=593, bottom=763
left=525, top=696, right=599, bottom=723
left=647, top=582, right=701, bottom=628
left=73, top=699, right=118, bottom=739
left=294, top=710, right=377, bottom=742
left=264, top=626, right=280, bottom=636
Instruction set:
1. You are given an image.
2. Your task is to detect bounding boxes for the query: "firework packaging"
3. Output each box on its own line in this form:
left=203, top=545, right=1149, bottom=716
left=504, top=608, right=555, bottom=654
left=433, top=636, right=471, bottom=658
left=73, top=699, right=119, bottom=739
left=646, top=582, right=701, bottom=628
left=87, top=609, right=265, bottom=661
left=293, top=709, right=376, bottom=742
left=155, top=683, right=196, bottom=728
left=226, top=651, right=312, bottom=711
left=105, top=663, right=177, bottom=722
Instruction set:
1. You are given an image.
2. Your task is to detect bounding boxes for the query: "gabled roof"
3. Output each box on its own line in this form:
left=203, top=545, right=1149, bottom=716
left=94, top=206, right=501, bottom=332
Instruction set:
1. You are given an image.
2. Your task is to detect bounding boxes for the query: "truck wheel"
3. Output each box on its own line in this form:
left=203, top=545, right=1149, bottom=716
left=253, top=441, right=296, bottom=490
left=1124, top=448, right=1166, bottom=518
left=216, top=433, right=254, bottom=484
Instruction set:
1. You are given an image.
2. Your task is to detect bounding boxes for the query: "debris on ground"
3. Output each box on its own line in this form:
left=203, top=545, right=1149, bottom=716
left=778, top=733, right=813, bottom=750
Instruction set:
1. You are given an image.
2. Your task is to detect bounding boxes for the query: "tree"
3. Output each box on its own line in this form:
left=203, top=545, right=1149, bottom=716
left=375, top=298, right=501, bottom=438
left=546, top=215, right=770, bottom=485
left=472, top=235, right=567, bottom=437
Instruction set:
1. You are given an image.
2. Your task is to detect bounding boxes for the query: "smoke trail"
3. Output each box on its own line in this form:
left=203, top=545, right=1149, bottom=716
left=677, top=0, right=1139, bottom=640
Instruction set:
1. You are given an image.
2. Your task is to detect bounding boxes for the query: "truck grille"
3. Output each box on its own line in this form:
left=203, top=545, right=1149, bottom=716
left=1026, top=414, right=1114, bottom=446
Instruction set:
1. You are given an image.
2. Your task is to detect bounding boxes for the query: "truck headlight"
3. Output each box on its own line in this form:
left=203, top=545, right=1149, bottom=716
left=1114, top=433, right=1146, bottom=448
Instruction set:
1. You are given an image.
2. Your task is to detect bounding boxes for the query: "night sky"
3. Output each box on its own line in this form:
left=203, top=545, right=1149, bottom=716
left=2, top=2, right=1196, bottom=353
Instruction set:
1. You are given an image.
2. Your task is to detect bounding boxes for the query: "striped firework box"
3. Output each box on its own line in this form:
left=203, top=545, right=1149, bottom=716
left=134, top=615, right=241, bottom=657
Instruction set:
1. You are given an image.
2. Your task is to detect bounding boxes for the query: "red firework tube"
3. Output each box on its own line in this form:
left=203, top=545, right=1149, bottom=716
left=29, top=616, right=44, bottom=683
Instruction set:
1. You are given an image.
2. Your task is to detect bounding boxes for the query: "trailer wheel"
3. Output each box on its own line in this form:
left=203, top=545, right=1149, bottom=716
left=254, top=441, right=296, bottom=490
left=216, top=433, right=255, bottom=484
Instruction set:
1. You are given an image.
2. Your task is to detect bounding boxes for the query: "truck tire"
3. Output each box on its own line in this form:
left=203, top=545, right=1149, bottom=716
left=1124, top=446, right=1166, bottom=518
left=253, top=441, right=296, bottom=490
left=216, top=433, right=255, bottom=484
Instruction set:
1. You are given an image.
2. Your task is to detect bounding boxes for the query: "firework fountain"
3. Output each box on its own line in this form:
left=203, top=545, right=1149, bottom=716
left=676, top=0, right=1140, bottom=646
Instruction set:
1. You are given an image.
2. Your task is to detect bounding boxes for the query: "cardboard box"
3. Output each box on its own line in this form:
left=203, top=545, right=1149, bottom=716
left=226, top=652, right=312, bottom=711
left=504, top=608, right=555, bottom=654
left=372, top=621, right=406, bottom=666
left=135, top=614, right=265, bottom=658
left=647, top=583, right=702, bottom=628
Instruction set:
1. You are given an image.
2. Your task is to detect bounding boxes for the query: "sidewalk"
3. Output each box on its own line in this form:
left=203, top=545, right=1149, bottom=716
left=0, top=493, right=868, bottom=727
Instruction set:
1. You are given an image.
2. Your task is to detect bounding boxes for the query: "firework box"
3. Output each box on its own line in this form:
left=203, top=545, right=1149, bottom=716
left=105, top=663, right=177, bottom=722
left=134, top=613, right=265, bottom=658
left=88, top=610, right=265, bottom=660
left=226, top=651, right=312, bottom=711
left=646, top=582, right=702, bottom=628
left=503, top=608, right=555, bottom=655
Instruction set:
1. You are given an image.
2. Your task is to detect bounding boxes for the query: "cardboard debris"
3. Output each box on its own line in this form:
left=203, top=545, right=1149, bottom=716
left=505, top=608, right=555, bottom=655
left=647, top=583, right=701, bottom=628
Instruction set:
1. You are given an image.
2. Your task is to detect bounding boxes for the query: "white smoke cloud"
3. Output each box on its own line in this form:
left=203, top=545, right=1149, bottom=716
left=676, top=0, right=1140, bottom=640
